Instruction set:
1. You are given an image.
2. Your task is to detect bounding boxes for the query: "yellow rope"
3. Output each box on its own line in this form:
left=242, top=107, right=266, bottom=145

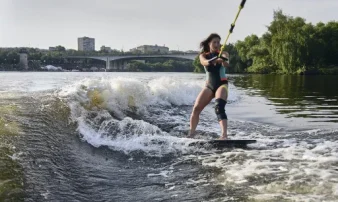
left=219, top=2, right=246, bottom=57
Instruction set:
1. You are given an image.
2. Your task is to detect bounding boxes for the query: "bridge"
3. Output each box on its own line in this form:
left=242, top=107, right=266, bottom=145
left=65, top=53, right=198, bottom=70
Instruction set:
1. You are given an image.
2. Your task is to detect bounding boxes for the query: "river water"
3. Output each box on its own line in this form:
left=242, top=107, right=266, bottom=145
left=0, top=72, right=338, bottom=202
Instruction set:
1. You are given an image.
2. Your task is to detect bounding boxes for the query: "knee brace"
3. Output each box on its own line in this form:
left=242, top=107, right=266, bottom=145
left=214, top=98, right=227, bottom=121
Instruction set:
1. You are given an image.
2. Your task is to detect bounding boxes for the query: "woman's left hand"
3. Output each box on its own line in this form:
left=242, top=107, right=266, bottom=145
left=215, top=58, right=224, bottom=64
left=221, top=51, right=230, bottom=67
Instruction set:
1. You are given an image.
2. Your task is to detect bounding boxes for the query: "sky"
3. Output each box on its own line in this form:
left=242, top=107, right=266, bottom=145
left=0, top=0, right=337, bottom=51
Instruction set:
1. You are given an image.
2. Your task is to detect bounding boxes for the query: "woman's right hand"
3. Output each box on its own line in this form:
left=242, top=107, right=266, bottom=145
left=215, top=58, right=224, bottom=64
left=209, top=58, right=223, bottom=66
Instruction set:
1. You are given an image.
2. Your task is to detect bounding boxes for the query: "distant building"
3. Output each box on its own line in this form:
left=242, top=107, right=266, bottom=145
left=100, top=46, right=112, bottom=52
left=49, top=47, right=57, bottom=51
left=169, top=50, right=184, bottom=54
left=130, top=44, right=169, bottom=54
left=129, top=48, right=142, bottom=54
left=78, top=37, right=95, bottom=51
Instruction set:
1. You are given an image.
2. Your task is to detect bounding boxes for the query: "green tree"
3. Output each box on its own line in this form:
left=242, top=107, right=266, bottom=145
left=193, top=55, right=204, bottom=73
left=55, top=45, right=66, bottom=52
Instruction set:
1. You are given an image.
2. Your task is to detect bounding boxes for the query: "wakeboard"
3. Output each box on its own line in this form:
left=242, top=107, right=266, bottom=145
left=188, top=139, right=256, bottom=149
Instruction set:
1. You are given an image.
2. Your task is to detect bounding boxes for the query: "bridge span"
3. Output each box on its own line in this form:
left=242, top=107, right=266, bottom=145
left=65, top=53, right=198, bottom=70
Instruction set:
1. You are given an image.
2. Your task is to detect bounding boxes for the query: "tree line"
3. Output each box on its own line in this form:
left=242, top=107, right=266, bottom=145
left=126, top=58, right=194, bottom=72
left=194, top=10, right=338, bottom=75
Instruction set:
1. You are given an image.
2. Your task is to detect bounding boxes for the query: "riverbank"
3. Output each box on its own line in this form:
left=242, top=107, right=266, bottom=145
left=269, top=66, right=338, bottom=75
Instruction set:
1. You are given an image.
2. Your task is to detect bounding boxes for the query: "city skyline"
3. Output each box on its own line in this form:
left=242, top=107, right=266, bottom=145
left=1, top=0, right=338, bottom=51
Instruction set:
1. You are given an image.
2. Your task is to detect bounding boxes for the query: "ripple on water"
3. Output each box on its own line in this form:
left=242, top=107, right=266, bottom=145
left=173, top=128, right=338, bottom=202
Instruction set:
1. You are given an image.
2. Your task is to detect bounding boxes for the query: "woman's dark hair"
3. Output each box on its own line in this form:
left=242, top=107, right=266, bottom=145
left=200, top=33, right=221, bottom=53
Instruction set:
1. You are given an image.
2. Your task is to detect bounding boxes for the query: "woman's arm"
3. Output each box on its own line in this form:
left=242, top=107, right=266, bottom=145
left=200, top=51, right=229, bottom=67
left=199, top=53, right=211, bottom=66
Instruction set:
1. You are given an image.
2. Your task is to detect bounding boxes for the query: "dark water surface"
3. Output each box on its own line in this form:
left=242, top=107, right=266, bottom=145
left=234, top=75, right=338, bottom=120
left=0, top=72, right=337, bottom=202
left=229, top=74, right=338, bottom=130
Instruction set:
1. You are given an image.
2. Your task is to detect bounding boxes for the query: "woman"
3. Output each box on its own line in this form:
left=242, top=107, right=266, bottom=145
left=188, top=33, right=230, bottom=140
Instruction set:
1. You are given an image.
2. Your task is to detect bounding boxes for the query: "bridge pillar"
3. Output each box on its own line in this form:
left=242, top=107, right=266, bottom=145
left=106, top=57, right=110, bottom=69
left=112, top=61, right=117, bottom=70
left=123, top=60, right=127, bottom=70
left=19, top=53, right=28, bottom=70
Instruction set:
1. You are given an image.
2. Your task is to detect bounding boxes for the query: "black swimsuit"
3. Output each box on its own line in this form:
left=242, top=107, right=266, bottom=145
left=203, top=52, right=228, bottom=94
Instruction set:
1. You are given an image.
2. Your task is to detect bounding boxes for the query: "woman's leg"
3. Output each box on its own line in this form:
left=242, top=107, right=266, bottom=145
left=188, top=87, right=214, bottom=138
left=214, top=84, right=228, bottom=139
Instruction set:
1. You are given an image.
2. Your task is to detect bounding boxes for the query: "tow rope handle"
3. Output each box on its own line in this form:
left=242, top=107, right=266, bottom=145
left=219, top=0, right=247, bottom=57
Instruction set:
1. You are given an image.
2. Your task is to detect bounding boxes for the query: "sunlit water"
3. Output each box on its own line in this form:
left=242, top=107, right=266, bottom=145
left=0, top=72, right=337, bottom=202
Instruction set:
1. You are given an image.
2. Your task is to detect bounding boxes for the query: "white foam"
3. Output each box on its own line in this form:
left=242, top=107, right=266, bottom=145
left=41, top=190, right=50, bottom=199
left=58, top=77, right=152, bottom=118
left=6, top=152, right=23, bottom=160
left=147, top=170, right=172, bottom=178
left=57, top=76, right=242, bottom=155
left=58, top=76, right=202, bottom=115
left=147, top=77, right=204, bottom=106
left=71, top=107, right=207, bottom=156
left=196, top=136, right=338, bottom=201
left=41, top=65, right=62, bottom=71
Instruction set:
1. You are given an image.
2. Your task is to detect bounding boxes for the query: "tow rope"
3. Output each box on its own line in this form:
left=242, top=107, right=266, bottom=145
left=218, top=0, right=247, bottom=57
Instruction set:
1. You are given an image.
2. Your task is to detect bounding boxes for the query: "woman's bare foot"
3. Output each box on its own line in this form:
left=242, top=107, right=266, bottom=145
left=218, top=135, right=228, bottom=140
left=187, top=131, right=196, bottom=138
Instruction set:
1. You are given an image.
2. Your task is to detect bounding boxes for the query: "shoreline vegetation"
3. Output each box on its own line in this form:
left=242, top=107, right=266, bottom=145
left=1, top=10, right=338, bottom=75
